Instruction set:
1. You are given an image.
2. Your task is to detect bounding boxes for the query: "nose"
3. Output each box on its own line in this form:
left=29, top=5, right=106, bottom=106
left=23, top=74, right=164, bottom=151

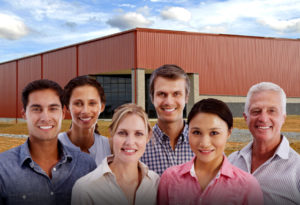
left=199, top=135, right=211, bottom=148
left=163, top=95, right=173, bottom=105
left=258, top=110, right=268, bottom=122
left=40, top=110, right=51, bottom=122
left=82, top=104, right=89, bottom=113
left=124, top=134, right=135, bottom=145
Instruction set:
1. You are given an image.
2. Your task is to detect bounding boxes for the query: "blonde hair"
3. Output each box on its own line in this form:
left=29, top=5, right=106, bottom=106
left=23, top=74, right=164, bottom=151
left=109, top=103, right=152, bottom=137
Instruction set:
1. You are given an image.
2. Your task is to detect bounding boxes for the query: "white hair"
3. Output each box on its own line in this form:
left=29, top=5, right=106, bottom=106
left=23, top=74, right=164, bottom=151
left=244, top=82, right=286, bottom=116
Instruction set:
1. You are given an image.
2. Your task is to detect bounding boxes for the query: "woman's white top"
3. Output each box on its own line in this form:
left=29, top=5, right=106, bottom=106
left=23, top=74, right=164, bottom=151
left=58, top=132, right=111, bottom=165
left=71, top=155, right=160, bottom=205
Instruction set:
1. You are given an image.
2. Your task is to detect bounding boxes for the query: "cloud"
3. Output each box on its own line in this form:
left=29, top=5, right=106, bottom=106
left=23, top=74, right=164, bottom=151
left=161, top=7, right=191, bottom=22
left=4, top=0, right=107, bottom=24
left=119, top=4, right=136, bottom=8
left=258, top=18, right=300, bottom=33
left=107, top=12, right=152, bottom=30
left=0, top=13, right=29, bottom=40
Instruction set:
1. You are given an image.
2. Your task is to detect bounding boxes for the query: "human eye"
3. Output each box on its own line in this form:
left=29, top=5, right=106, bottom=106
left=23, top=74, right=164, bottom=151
left=173, top=91, right=182, bottom=97
left=250, top=109, right=260, bottom=115
left=135, top=131, right=145, bottom=137
left=117, top=130, right=127, bottom=136
left=192, top=130, right=201, bottom=135
left=31, top=107, right=41, bottom=112
left=73, top=101, right=82, bottom=106
left=210, top=131, right=219, bottom=136
left=157, top=92, right=166, bottom=97
left=268, top=108, right=277, bottom=114
left=50, top=106, right=60, bottom=112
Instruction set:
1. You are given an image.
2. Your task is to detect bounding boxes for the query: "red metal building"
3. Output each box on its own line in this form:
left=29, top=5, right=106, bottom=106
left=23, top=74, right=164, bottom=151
left=0, top=27, right=300, bottom=120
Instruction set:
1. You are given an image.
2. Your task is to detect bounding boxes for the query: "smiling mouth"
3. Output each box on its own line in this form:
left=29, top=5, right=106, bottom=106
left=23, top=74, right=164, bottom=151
left=199, top=149, right=214, bottom=154
left=162, top=108, right=176, bottom=112
left=79, top=117, right=92, bottom=122
left=257, top=126, right=272, bottom=129
left=39, top=126, right=53, bottom=130
left=121, top=148, right=137, bottom=153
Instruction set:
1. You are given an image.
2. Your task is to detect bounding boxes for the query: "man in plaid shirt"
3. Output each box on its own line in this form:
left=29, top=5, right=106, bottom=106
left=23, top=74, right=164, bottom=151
left=141, top=64, right=194, bottom=175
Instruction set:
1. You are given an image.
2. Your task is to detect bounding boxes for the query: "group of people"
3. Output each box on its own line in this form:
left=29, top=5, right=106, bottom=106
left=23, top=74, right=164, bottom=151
left=0, top=64, right=299, bottom=205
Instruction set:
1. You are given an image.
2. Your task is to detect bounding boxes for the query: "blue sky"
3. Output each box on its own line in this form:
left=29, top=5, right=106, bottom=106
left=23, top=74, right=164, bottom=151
left=1, top=0, right=300, bottom=63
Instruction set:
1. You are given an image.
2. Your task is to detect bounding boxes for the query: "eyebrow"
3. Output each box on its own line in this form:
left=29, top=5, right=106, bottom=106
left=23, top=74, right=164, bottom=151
left=190, top=127, right=221, bottom=130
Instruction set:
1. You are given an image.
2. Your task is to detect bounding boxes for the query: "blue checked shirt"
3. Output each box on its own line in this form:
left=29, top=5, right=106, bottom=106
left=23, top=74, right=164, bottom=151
left=141, top=122, right=194, bottom=176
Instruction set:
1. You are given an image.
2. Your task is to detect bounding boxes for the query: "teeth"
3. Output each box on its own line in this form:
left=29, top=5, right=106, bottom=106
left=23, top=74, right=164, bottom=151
left=124, top=149, right=136, bottom=153
left=163, top=108, right=175, bottom=112
left=258, top=126, right=270, bottom=129
left=80, top=117, right=91, bottom=122
left=201, top=150, right=211, bottom=153
left=39, top=126, right=52, bottom=129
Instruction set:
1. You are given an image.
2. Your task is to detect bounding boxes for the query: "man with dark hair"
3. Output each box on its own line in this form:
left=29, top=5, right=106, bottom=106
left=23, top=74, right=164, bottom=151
left=141, top=64, right=194, bottom=175
left=0, top=79, right=96, bottom=205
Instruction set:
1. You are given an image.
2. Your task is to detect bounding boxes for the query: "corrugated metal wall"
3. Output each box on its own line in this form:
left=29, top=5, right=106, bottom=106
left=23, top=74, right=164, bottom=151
left=0, top=62, right=16, bottom=118
left=0, top=30, right=136, bottom=118
left=17, top=56, right=42, bottom=117
left=43, top=47, right=77, bottom=85
left=0, top=28, right=300, bottom=118
left=136, top=29, right=300, bottom=97
left=78, top=32, right=135, bottom=75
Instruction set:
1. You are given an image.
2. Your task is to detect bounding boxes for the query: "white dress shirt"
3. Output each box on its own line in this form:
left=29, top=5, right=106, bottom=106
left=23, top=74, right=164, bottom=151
left=72, top=155, right=160, bottom=205
left=228, top=136, right=300, bottom=205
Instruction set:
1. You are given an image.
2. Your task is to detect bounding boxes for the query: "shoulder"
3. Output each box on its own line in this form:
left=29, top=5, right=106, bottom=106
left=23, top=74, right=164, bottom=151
left=64, top=145, right=96, bottom=167
left=0, top=143, right=23, bottom=163
left=227, top=150, right=239, bottom=162
left=161, top=162, right=187, bottom=178
left=94, top=133, right=110, bottom=144
left=229, top=164, right=259, bottom=186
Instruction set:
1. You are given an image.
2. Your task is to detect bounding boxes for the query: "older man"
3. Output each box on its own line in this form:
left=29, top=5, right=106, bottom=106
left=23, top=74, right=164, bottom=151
left=229, top=82, right=300, bottom=205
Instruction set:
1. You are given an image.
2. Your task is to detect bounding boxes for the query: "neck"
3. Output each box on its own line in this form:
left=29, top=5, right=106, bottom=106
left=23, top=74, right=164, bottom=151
left=157, top=119, right=184, bottom=150
left=194, top=155, right=224, bottom=190
left=28, top=137, right=60, bottom=178
left=110, top=158, right=139, bottom=180
left=67, top=124, right=95, bottom=152
left=252, top=135, right=281, bottom=158
left=195, top=155, right=223, bottom=174
left=251, top=135, right=282, bottom=173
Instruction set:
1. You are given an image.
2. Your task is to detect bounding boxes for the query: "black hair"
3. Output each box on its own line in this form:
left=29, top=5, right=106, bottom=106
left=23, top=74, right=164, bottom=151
left=22, top=79, right=64, bottom=110
left=187, top=98, right=233, bottom=129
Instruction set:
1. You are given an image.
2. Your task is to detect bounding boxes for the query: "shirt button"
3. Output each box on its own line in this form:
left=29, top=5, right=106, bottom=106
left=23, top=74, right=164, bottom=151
left=50, top=192, right=54, bottom=196
left=22, top=195, right=26, bottom=199
left=53, top=167, right=56, bottom=171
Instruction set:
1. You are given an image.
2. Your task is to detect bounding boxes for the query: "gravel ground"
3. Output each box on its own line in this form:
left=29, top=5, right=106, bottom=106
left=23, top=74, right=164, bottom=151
left=1, top=128, right=300, bottom=143
left=229, top=128, right=300, bottom=142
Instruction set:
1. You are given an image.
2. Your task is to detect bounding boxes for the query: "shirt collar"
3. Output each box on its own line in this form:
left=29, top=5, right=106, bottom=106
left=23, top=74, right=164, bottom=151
left=19, top=138, right=72, bottom=167
left=238, top=135, right=290, bottom=160
left=180, top=155, right=235, bottom=179
left=153, top=121, right=189, bottom=144
left=98, top=155, right=154, bottom=180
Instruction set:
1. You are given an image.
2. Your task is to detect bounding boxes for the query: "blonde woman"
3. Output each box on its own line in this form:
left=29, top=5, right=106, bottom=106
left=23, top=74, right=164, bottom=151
left=72, top=103, right=159, bottom=205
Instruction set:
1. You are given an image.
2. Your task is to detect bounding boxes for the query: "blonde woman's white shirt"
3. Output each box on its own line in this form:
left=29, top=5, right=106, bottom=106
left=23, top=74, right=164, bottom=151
left=71, top=155, right=160, bottom=205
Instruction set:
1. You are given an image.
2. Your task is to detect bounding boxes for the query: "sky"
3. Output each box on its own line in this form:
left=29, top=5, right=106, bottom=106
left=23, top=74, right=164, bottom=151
left=1, top=0, right=300, bottom=63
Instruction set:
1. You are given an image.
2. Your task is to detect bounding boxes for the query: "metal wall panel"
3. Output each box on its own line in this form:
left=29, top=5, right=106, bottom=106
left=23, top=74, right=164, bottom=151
left=78, top=32, right=135, bottom=75
left=137, top=30, right=300, bottom=97
left=43, top=47, right=77, bottom=87
left=17, top=56, right=42, bottom=117
left=0, top=62, right=16, bottom=118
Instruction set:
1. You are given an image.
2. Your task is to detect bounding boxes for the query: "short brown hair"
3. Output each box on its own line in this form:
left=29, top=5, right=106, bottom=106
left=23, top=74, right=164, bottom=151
left=149, top=64, right=190, bottom=101
left=109, top=103, right=152, bottom=137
